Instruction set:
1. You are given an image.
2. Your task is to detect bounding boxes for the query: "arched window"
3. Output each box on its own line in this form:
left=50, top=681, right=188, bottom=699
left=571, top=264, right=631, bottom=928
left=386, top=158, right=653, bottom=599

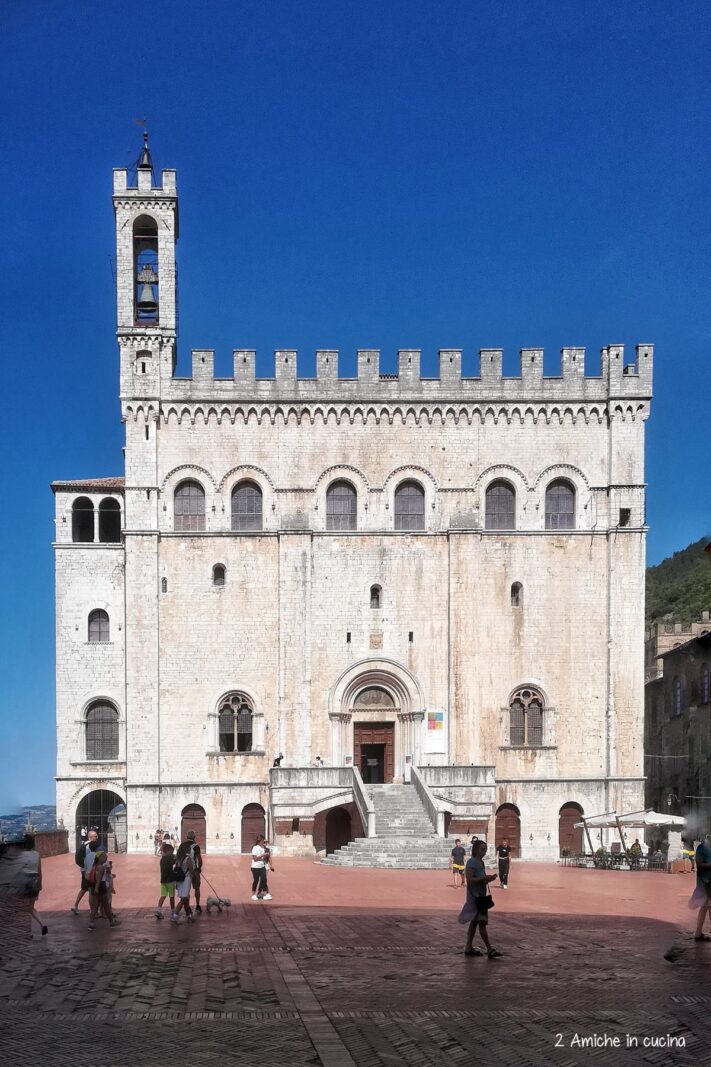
left=213, top=564, right=226, bottom=587
left=232, top=481, right=263, bottom=531
left=370, top=584, right=382, bottom=609
left=545, top=479, right=576, bottom=530
left=174, top=480, right=205, bottom=532
left=218, top=693, right=254, bottom=752
left=161, top=577, right=168, bottom=593
left=88, top=609, right=110, bottom=643
left=394, top=481, right=425, bottom=531
left=511, top=582, right=522, bottom=608
left=326, top=480, right=357, bottom=531
left=98, top=498, right=121, bottom=543
left=72, top=497, right=94, bottom=543
left=672, top=676, right=682, bottom=716
left=85, top=701, right=119, bottom=761
left=702, top=666, right=710, bottom=705
left=509, top=686, right=544, bottom=747
left=485, top=480, right=515, bottom=530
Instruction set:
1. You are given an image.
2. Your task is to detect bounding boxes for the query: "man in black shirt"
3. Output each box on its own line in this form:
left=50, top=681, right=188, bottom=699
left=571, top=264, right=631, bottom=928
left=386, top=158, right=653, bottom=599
left=496, top=839, right=512, bottom=888
left=186, top=830, right=204, bottom=913
left=450, top=839, right=466, bottom=887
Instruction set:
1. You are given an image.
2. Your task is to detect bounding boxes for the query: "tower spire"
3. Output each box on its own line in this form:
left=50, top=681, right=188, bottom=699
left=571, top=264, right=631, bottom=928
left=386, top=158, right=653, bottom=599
left=137, top=127, right=153, bottom=173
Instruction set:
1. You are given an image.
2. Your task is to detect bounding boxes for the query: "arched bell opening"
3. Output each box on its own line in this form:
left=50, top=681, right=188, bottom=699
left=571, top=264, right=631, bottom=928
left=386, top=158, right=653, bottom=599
left=133, top=215, right=159, bottom=324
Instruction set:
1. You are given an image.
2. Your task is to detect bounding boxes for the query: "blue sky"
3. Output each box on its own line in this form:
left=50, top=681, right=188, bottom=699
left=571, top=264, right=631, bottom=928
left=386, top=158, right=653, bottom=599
left=0, top=2, right=709, bottom=811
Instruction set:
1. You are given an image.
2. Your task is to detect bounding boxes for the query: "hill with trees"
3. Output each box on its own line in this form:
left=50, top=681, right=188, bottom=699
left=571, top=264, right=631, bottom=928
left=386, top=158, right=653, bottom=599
left=646, top=537, right=711, bottom=623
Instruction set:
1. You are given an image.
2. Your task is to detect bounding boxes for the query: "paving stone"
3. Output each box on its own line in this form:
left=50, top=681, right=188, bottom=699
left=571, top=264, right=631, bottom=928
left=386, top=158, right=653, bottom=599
left=1, top=857, right=708, bottom=1065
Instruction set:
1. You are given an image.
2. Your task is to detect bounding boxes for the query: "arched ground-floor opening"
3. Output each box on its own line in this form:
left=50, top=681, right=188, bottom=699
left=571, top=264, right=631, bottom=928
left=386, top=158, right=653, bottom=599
left=313, top=803, right=362, bottom=854
left=495, top=803, right=521, bottom=856
left=325, top=807, right=352, bottom=855
left=75, top=789, right=126, bottom=853
left=558, top=802, right=584, bottom=855
left=241, top=803, right=265, bottom=854
left=181, top=803, right=207, bottom=852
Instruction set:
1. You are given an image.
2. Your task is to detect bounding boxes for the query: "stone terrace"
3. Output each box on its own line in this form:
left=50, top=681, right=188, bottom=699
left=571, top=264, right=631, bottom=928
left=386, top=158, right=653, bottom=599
left=1, top=856, right=709, bottom=1066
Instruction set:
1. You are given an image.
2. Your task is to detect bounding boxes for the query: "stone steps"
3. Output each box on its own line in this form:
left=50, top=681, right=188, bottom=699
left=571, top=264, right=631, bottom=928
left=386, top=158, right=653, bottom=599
left=322, top=782, right=460, bottom=869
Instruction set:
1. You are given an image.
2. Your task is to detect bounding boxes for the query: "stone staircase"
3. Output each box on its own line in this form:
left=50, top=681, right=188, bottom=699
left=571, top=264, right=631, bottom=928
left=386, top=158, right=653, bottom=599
left=321, top=783, right=457, bottom=868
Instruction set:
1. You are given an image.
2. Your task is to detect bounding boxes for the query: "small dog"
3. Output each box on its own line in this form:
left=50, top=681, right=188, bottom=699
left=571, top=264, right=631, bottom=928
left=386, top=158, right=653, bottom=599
left=205, top=895, right=231, bottom=913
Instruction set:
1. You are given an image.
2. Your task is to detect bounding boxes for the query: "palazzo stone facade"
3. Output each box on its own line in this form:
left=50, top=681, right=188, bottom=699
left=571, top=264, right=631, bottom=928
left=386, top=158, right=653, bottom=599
left=53, top=147, right=653, bottom=860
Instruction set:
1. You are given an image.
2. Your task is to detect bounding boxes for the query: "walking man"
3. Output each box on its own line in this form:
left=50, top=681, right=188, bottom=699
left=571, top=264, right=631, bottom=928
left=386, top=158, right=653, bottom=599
left=186, top=830, right=203, bottom=913
left=450, top=839, right=466, bottom=888
left=71, top=828, right=100, bottom=914
left=496, top=838, right=512, bottom=889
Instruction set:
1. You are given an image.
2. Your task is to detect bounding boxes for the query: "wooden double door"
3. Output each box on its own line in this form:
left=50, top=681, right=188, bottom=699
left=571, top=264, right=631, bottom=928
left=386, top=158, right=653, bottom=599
left=354, top=721, right=394, bottom=783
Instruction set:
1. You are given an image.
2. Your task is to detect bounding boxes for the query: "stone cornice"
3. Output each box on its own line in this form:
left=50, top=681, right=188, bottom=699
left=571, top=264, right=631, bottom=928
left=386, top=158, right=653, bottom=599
left=121, top=400, right=650, bottom=427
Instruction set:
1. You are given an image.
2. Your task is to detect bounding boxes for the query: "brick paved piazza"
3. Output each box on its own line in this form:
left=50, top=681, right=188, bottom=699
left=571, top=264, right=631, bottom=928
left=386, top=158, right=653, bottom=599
left=1, top=856, right=709, bottom=1066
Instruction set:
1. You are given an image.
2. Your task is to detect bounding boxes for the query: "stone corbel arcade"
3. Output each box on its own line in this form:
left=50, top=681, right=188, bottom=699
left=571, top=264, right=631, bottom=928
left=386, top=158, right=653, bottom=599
left=328, top=659, right=426, bottom=781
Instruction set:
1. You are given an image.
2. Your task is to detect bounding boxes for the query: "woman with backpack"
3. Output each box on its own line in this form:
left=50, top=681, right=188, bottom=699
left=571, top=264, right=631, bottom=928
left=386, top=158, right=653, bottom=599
left=171, top=841, right=195, bottom=923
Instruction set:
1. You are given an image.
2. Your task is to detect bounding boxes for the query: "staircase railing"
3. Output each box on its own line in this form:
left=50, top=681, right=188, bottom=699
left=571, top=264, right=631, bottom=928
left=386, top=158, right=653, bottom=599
left=411, top=764, right=446, bottom=836
left=351, top=765, right=376, bottom=838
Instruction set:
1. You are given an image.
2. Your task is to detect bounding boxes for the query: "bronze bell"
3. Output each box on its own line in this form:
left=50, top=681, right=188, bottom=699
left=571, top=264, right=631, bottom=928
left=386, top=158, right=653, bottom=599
left=136, top=263, right=158, bottom=314
left=137, top=282, right=158, bottom=313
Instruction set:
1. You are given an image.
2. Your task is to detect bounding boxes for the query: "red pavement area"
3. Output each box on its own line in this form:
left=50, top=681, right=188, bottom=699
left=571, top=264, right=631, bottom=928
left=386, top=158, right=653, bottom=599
left=36, top=852, right=696, bottom=921
left=3, top=855, right=710, bottom=1067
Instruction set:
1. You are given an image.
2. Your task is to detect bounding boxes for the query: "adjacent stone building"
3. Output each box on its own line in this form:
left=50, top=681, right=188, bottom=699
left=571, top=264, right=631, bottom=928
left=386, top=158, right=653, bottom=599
left=645, top=623, right=711, bottom=831
left=53, top=143, right=653, bottom=860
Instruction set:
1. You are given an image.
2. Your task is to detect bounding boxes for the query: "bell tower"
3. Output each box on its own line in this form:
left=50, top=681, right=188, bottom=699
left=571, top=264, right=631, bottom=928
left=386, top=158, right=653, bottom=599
left=113, top=132, right=179, bottom=398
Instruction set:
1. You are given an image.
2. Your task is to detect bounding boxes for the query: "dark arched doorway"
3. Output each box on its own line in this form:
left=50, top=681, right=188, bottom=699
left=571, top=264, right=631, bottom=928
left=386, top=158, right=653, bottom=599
left=181, top=803, right=207, bottom=851
left=558, top=803, right=584, bottom=855
left=495, top=803, right=521, bottom=855
left=241, top=803, right=265, bottom=854
left=75, top=790, right=126, bottom=853
left=325, top=807, right=352, bottom=855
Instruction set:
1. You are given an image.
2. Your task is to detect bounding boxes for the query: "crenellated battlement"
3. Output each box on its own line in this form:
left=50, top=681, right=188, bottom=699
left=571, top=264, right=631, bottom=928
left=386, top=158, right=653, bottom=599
left=123, top=343, right=653, bottom=404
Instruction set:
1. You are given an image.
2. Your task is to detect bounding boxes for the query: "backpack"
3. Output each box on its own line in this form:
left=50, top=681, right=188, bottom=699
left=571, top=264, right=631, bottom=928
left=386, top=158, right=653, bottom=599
left=75, top=844, right=86, bottom=869
left=170, top=859, right=187, bottom=883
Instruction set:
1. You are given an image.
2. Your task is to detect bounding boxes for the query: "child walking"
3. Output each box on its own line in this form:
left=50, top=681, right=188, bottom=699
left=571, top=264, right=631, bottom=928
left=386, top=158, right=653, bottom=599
left=155, top=841, right=177, bottom=920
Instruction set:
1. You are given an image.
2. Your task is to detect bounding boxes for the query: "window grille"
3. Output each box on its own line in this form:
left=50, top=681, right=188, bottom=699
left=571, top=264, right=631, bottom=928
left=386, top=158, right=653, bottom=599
left=509, top=687, right=544, bottom=747
left=232, top=482, right=263, bottom=531
left=702, top=666, right=710, bottom=705
left=394, top=481, right=425, bottom=531
left=672, top=677, right=682, bottom=716
left=88, top=609, right=110, bottom=643
left=485, top=481, right=515, bottom=530
left=174, top=481, right=205, bottom=532
left=86, top=702, right=119, bottom=761
left=545, top=480, right=576, bottom=530
left=218, top=693, right=254, bottom=752
left=327, top=481, right=357, bottom=531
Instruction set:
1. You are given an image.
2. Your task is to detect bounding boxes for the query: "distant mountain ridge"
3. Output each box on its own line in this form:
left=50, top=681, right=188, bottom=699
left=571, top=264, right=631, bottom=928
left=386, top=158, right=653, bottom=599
left=646, top=537, right=711, bottom=623
left=0, top=805, right=57, bottom=836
